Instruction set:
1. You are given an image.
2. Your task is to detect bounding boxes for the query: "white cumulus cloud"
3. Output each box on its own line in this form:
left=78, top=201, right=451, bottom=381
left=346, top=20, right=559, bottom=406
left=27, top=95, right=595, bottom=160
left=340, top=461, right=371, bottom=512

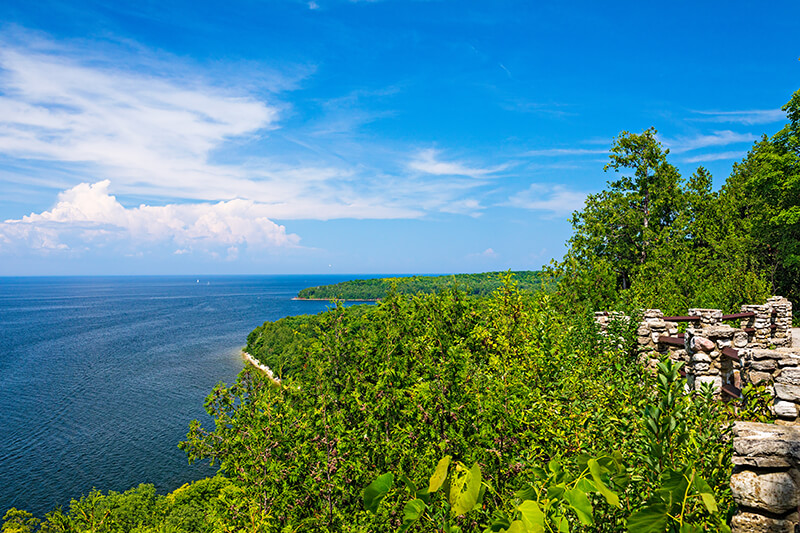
left=0, top=181, right=300, bottom=254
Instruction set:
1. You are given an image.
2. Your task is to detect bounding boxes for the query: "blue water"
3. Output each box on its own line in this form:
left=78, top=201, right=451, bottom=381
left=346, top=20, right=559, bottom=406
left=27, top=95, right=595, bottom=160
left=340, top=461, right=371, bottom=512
left=0, top=275, right=363, bottom=517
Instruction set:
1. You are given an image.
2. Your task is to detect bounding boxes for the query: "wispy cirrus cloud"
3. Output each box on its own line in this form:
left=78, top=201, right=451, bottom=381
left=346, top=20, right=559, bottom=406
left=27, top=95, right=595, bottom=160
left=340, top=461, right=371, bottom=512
left=689, top=109, right=786, bottom=125
left=522, top=148, right=608, bottom=157
left=507, top=184, right=587, bottom=217
left=660, top=130, right=758, bottom=153
left=0, top=180, right=300, bottom=255
left=408, top=148, right=508, bottom=178
left=681, top=150, right=749, bottom=163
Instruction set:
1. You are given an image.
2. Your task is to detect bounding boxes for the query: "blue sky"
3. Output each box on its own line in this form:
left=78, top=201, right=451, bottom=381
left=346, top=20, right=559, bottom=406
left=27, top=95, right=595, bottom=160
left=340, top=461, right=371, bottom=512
left=0, top=1, right=798, bottom=275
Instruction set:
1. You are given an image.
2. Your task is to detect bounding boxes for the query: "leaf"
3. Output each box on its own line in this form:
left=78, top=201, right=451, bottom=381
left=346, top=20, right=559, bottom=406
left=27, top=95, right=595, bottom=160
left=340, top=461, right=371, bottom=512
left=588, top=458, right=620, bottom=507
left=517, top=500, right=545, bottom=533
left=692, top=474, right=718, bottom=513
left=403, top=498, right=426, bottom=522
left=452, top=462, right=482, bottom=516
left=449, top=465, right=468, bottom=508
left=564, top=486, right=593, bottom=525
left=659, top=468, right=689, bottom=508
left=502, top=521, right=525, bottom=533
left=627, top=501, right=668, bottom=533
left=428, top=456, right=451, bottom=493
left=362, top=472, right=394, bottom=513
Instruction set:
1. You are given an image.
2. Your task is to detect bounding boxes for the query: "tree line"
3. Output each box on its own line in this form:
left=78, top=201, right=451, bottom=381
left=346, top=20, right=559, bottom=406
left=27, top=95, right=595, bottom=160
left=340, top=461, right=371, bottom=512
left=551, top=90, right=800, bottom=317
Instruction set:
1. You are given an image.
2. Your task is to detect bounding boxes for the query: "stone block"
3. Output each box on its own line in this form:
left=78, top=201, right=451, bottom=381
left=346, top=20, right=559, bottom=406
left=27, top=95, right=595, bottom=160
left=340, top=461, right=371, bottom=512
left=693, top=362, right=710, bottom=373
left=733, top=421, right=800, bottom=459
left=773, top=400, right=799, bottom=419
left=751, top=349, right=783, bottom=360
left=734, top=331, right=749, bottom=348
left=701, top=325, right=738, bottom=338
left=637, top=325, right=650, bottom=336
left=730, top=470, right=798, bottom=514
left=731, top=511, right=798, bottom=533
left=732, top=455, right=792, bottom=468
left=747, top=371, right=773, bottom=384
left=690, top=336, right=715, bottom=352
left=775, top=383, right=800, bottom=402
left=747, top=359, right=778, bottom=371
left=690, top=352, right=712, bottom=363
left=777, top=368, right=800, bottom=385
left=717, top=338, right=732, bottom=348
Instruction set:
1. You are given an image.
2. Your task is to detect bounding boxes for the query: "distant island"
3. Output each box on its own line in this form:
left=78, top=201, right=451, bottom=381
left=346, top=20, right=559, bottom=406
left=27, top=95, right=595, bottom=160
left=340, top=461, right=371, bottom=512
left=294, top=270, right=544, bottom=301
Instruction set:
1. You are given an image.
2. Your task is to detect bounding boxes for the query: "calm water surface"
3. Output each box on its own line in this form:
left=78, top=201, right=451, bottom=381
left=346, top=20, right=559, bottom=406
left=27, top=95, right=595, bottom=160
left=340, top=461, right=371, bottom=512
left=0, top=275, right=360, bottom=517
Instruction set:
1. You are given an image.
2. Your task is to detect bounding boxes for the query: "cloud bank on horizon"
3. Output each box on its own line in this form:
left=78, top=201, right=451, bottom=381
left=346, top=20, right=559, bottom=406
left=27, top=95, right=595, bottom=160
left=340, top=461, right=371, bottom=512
left=0, top=0, right=795, bottom=273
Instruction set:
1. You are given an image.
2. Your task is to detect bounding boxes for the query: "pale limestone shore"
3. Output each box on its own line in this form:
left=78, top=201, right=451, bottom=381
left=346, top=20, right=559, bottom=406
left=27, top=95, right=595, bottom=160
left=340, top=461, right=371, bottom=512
left=241, top=350, right=281, bottom=386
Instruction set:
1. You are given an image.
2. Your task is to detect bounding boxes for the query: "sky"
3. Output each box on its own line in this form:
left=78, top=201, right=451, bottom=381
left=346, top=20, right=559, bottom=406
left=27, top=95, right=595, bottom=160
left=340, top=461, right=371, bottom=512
left=0, top=1, right=798, bottom=276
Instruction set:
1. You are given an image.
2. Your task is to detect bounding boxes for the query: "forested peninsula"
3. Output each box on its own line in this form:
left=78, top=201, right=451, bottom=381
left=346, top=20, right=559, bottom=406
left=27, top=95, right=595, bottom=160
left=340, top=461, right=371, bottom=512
left=5, top=89, right=800, bottom=533
left=295, top=271, right=544, bottom=301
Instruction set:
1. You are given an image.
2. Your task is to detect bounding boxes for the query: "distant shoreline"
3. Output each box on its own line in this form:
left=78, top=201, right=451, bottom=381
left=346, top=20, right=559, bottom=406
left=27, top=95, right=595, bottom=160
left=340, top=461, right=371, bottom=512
left=291, top=297, right=379, bottom=302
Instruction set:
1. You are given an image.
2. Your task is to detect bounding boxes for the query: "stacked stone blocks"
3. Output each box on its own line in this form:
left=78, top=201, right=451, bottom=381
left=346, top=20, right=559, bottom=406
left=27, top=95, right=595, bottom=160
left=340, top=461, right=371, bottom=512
left=730, top=422, right=800, bottom=532
left=595, top=296, right=796, bottom=417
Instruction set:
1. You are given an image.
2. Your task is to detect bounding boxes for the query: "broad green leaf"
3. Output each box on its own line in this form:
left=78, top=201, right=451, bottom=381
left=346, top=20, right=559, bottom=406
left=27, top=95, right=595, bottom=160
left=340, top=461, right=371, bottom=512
left=515, top=486, right=537, bottom=501
left=588, top=458, right=620, bottom=507
left=627, top=501, right=668, bottom=533
left=517, top=500, right=545, bottom=533
left=546, top=483, right=566, bottom=501
left=429, top=456, right=451, bottom=493
left=448, top=465, right=468, bottom=508
left=659, top=468, right=689, bottom=508
left=362, top=472, right=394, bottom=513
left=502, top=521, right=525, bottom=533
left=693, top=474, right=718, bottom=513
left=554, top=515, right=569, bottom=533
left=564, top=487, right=593, bottom=525
left=574, top=477, right=596, bottom=493
left=403, top=498, right=426, bottom=522
left=452, top=462, right=482, bottom=516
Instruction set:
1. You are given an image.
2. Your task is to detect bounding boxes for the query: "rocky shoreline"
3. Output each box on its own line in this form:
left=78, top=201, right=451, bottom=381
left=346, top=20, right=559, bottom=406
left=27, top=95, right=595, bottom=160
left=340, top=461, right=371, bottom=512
left=241, top=350, right=281, bottom=385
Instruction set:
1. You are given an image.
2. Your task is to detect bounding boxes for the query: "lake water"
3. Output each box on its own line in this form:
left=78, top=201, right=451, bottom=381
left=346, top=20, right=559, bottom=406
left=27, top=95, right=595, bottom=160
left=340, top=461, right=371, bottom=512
left=0, top=275, right=364, bottom=517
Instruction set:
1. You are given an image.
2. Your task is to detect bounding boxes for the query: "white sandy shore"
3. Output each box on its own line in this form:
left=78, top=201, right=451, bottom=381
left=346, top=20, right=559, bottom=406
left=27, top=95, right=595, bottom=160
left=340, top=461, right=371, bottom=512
left=241, top=350, right=282, bottom=386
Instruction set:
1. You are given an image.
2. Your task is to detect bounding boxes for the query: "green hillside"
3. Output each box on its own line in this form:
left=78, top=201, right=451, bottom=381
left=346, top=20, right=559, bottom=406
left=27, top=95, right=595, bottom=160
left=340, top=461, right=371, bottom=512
left=296, top=270, right=545, bottom=300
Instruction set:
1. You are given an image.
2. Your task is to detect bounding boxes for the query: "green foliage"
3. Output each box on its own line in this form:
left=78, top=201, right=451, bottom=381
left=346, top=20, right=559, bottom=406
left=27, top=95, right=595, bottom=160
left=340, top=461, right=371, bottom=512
left=179, top=279, right=666, bottom=531
left=1, top=478, right=231, bottom=533
left=364, top=356, right=733, bottom=533
left=296, top=271, right=544, bottom=301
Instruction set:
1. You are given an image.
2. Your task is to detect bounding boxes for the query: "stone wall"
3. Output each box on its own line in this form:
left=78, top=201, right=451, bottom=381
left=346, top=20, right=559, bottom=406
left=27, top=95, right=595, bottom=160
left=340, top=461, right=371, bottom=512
left=741, top=348, right=800, bottom=422
left=731, top=422, right=800, bottom=532
left=740, top=296, right=793, bottom=349
left=595, top=297, right=800, bottom=420
left=684, top=325, right=746, bottom=397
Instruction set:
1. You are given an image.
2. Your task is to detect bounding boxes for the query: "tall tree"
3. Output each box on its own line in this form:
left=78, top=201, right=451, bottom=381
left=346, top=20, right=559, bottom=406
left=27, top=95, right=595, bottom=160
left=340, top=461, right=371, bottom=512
left=560, top=128, right=682, bottom=299
left=731, top=89, right=800, bottom=302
